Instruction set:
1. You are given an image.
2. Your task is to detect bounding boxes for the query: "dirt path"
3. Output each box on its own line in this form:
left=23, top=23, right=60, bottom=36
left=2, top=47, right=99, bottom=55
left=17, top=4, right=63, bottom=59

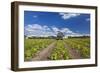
left=31, top=42, right=56, bottom=61
left=64, top=42, right=82, bottom=59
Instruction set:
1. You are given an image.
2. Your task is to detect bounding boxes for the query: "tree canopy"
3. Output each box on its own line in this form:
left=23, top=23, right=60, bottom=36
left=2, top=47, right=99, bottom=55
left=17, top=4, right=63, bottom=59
left=56, top=31, right=64, bottom=40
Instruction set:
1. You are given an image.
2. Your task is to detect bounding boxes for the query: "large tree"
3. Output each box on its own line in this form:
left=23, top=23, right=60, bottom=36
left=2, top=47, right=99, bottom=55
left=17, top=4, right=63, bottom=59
left=56, top=31, right=64, bottom=40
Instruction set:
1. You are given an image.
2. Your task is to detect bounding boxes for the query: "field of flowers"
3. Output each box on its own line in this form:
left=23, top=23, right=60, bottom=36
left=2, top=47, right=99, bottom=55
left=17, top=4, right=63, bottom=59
left=24, top=39, right=54, bottom=61
left=24, top=38, right=90, bottom=61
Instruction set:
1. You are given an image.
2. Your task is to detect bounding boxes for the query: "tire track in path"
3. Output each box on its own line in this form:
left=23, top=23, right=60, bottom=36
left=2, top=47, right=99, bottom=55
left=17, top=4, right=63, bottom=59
left=64, top=42, right=82, bottom=59
left=31, top=42, right=56, bottom=61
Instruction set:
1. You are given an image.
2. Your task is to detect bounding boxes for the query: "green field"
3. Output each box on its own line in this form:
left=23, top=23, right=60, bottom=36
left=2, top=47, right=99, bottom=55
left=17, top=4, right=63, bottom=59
left=24, top=38, right=90, bottom=61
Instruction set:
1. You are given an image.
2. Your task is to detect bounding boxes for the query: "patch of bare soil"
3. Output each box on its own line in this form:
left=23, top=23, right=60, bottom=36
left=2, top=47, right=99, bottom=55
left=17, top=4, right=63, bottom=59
left=64, top=43, right=82, bottom=59
left=31, top=42, right=56, bottom=61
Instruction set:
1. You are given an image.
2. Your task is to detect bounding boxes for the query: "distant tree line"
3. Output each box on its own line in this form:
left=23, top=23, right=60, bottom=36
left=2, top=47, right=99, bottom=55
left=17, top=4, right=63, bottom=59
left=25, top=31, right=65, bottom=40
left=27, top=36, right=56, bottom=39
left=68, top=36, right=90, bottom=38
left=25, top=31, right=90, bottom=40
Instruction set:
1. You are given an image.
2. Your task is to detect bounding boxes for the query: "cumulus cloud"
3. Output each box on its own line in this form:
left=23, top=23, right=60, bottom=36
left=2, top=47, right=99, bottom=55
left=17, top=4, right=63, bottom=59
left=51, top=26, right=74, bottom=34
left=61, top=28, right=73, bottom=33
left=33, top=15, right=38, bottom=18
left=52, top=27, right=59, bottom=33
left=86, top=18, right=90, bottom=21
left=59, top=13, right=80, bottom=20
left=24, top=24, right=84, bottom=37
left=24, top=24, right=56, bottom=37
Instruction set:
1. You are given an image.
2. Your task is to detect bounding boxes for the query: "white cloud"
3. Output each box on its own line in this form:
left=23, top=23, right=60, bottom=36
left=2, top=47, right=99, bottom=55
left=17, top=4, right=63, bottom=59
left=25, top=24, right=88, bottom=37
left=24, top=24, right=42, bottom=32
left=59, top=13, right=80, bottom=20
left=52, top=27, right=59, bottom=33
left=86, top=18, right=90, bottom=21
left=33, top=15, right=38, bottom=18
left=24, top=24, right=56, bottom=37
left=51, top=27, right=74, bottom=34
left=61, top=28, right=73, bottom=33
left=43, top=25, right=51, bottom=31
left=31, top=24, right=42, bottom=30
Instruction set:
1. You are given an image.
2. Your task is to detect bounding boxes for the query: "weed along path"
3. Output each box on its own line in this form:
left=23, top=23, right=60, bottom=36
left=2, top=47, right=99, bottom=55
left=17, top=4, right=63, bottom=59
left=31, top=42, right=56, bottom=61
left=64, top=42, right=82, bottom=59
left=25, top=38, right=90, bottom=61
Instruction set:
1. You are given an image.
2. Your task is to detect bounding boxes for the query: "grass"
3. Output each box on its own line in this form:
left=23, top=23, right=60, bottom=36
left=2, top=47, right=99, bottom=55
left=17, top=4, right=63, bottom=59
left=24, top=37, right=90, bottom=61
left=64, top=38, right=90, bottom=58
left=49, top=40, right=71, bottom=60
left=24, top=39, right=54, bottom=61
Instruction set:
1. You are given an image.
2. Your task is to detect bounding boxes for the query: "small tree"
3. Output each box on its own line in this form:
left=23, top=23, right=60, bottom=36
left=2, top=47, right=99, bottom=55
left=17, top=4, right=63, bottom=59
left=56, top=31, right=64, bottom=40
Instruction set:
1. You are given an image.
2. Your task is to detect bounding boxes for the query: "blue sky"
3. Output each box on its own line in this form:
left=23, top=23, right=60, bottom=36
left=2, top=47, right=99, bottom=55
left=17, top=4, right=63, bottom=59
left=24, top=11, right=90, bottom=37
